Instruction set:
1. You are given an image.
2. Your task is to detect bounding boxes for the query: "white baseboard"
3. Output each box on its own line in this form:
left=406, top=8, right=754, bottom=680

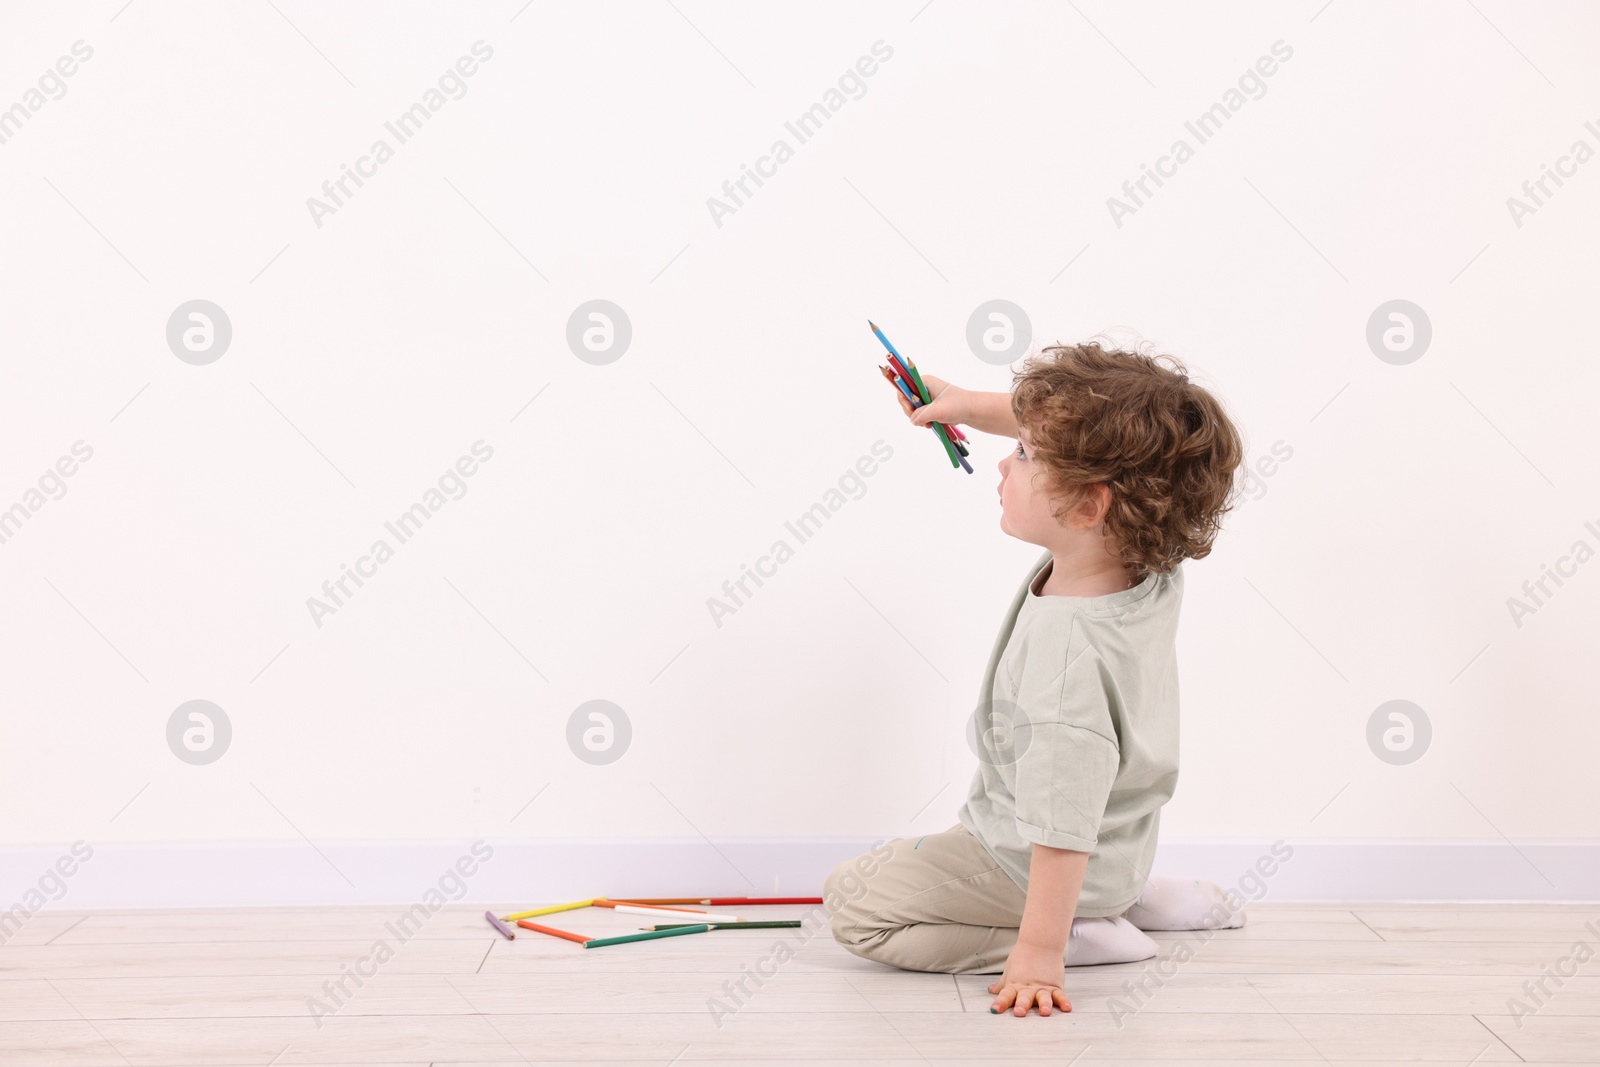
left=2, top=838, right=1597, bottom=911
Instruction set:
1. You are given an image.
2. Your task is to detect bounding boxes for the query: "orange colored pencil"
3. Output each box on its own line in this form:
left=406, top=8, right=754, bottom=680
left=516, top=919, right=591, bottom=944
left=610, top=897, right=825, bottom=906
left=605, top=898, right=702, bottom=905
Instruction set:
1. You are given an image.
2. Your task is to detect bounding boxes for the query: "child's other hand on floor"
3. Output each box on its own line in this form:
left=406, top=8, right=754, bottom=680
left=987, top=941, right=1072, bottom=1017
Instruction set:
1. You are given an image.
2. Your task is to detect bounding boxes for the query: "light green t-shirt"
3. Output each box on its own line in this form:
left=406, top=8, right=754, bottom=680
left=957, top=550, right=1182, bottom=917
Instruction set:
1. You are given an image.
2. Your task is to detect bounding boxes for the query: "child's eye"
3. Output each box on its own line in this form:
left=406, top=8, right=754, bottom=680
left=1014, top=443, right=1026, bottom=458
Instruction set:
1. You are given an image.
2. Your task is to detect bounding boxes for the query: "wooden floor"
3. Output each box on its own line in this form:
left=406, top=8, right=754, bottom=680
left=1, top=901, right=1596, bottom=1064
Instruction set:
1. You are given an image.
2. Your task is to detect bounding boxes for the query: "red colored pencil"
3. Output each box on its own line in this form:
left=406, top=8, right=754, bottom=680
left=884, top=353, right=968, bottom=443
left=705, top=897, right=825, bottom=905
left=877, top=353, right=967, bottom=443
left=882, top=365, right=966, bottom=438
left=881, top=364, right=919, bottom=405
left=516, top=919, right=592, bottom=944
left=885, top=353, right=922, bottom=400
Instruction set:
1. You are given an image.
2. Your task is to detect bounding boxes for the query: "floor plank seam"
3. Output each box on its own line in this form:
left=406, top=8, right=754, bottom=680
left=42, top=916, right=90, bottom=947
left=1348, top=911, right=1389, bottom=941
left=1470, top=1011, right=1528, bottom=1063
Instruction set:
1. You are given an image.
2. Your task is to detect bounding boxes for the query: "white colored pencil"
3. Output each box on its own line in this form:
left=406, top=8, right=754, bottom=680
left=607, top=903, right=744, bottom=923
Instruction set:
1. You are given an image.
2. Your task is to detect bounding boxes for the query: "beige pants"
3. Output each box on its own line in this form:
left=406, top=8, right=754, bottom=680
left=824, top=822, right=1129, bottom=974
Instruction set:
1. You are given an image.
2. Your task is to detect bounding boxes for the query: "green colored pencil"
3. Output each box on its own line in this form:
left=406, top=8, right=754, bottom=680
left=648, top=921, right=803, bottom=930
left=902, top=361, right=961, bottom=468
left=583, top=924, right=713, bottom=948
left=932, top=421, right=960, bottom=467
left=869, top=320, right=968, bottom=471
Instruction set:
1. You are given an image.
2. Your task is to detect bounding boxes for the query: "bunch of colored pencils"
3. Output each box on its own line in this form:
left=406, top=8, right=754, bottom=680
left=869, top=320, right=973, bottom=474
left=482, top=896, right=822, bottom=949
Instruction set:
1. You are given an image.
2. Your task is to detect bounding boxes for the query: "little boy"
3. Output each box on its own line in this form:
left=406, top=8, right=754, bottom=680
left=826, top=340, right=1248, bottom=1018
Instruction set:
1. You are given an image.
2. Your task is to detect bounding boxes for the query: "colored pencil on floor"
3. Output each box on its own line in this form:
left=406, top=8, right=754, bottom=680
left=516, top=919, right=592, bottom=944
left=484, top=911, right=516, bottom=939
left=710, top=897, right=824, bottom=905
left=502, top=899, right=598, bottom=921
left=611, top=897, right=824, bottom=906
left=593, top=899, right=705, bottom=913
left=584, top=924, right=712, bottom=949
left=645, top=921, right=804, bottom=930
left=603, top=898, right=704, bottom=905
left=599, top=903, right=745, bottom=923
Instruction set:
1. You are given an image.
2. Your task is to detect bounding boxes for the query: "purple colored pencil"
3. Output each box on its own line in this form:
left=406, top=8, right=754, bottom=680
left=485, top=910, right=517, bottom=940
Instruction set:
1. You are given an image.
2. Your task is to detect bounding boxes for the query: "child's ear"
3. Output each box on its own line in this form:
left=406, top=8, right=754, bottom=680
left=1065, top=483, right=1111, bottom=528
left=1088, top=483, right=1113, bottom=523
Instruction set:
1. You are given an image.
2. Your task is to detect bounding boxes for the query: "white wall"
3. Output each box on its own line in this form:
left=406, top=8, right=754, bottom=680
left=2, top=0, right=1597, bottom=904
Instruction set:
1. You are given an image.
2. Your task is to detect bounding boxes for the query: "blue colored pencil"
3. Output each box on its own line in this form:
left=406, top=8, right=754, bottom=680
left=868, top=320, right=908, bottom=365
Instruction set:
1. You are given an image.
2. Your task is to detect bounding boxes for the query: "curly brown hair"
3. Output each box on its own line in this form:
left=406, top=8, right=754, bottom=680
left=1011, top=339, right=1244, bottom=579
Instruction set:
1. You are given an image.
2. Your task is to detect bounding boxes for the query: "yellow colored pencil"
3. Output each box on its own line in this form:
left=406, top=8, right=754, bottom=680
left=502, top=898, right=602, bottom=921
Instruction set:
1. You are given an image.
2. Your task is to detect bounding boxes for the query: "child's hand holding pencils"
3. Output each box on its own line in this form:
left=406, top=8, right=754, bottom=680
left=869, top=320, right=973, bottom=473
left=894, top=373, right=972, bottom=430
left=902, top=374, right=1024, bottom=441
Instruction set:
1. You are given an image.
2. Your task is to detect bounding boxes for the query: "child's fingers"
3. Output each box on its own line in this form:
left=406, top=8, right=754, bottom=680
left=989, top=984, right=1016, bottom=1014
left=1053, top=989, right=1072, bottom=1013
left=1035, top=988, right=1054, bottom=1016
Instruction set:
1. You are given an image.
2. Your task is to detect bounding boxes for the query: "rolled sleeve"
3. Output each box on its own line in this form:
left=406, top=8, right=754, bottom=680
left=1013, top=722, right=1119, bottom=851
left=1010, top=638, right=1121, bottom=852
